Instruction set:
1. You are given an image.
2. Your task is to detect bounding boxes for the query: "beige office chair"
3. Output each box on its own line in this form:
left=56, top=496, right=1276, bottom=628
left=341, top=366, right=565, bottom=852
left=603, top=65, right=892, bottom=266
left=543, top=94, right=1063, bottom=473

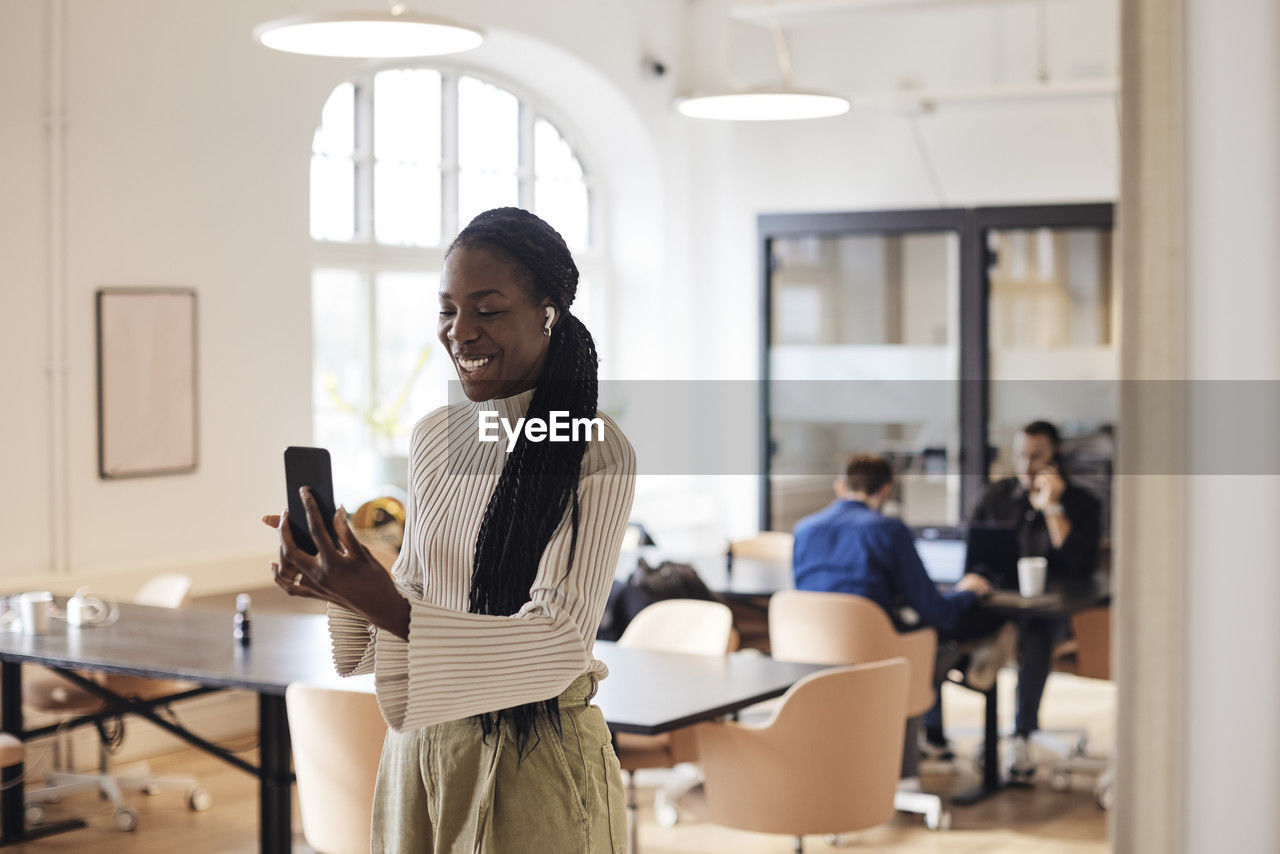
left=695, top=659, right=909, bottom=853
left=286, top=683, right=386, bottom=854
left=25, top=574, right=210, bottom=832
left=614, top=599, right=736, bottom=849
left=769, top=589, right=949, bottom=831
left=730, top=531, right=794, bottom=563
left=1047, top=606, right=1114, bottom=809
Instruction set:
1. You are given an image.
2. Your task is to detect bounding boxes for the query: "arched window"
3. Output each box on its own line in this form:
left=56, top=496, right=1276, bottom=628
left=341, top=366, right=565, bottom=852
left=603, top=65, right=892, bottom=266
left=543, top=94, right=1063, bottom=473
left=309, top=67, right=601, bottom=497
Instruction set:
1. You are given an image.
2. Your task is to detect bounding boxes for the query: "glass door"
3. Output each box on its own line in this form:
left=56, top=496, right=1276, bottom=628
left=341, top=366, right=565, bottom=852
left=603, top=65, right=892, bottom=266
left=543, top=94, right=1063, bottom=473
left=765, top=223, right=963, bottom=531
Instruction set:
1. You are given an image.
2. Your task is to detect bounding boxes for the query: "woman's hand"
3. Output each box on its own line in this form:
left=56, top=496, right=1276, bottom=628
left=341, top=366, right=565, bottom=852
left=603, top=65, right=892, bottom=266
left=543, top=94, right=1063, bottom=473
left=262, top=488, right=411, bottom=638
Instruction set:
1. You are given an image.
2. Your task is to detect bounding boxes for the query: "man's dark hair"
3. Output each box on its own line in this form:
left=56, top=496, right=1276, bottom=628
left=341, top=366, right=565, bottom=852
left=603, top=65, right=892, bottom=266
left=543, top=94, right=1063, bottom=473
left=845, top=453, right=894, bottom=496
left=1021, top=420, right=1062, bottom=447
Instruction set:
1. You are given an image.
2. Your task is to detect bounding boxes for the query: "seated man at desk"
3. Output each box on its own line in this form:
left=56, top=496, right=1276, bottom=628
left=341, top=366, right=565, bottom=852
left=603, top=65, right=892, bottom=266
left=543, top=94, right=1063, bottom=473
left=967, top=420, right=1102, bottom=783
left=792, top=453, right=1014, bottom=769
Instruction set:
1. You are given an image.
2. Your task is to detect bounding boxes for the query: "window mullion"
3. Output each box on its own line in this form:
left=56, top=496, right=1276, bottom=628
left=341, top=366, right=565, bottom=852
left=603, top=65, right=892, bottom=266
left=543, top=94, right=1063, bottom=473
left=441, top=72, right=459, bottom=241
left=365, top=269, right=379, bottom=453
left=356, top=77, right=375, bottom=244
left=518, top=101, right=535, bottom=211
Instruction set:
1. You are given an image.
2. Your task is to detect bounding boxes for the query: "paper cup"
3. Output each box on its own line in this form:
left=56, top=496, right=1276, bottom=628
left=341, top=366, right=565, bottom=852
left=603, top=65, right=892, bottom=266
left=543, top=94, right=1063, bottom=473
left=18, top=591, right=54, bottom=634
left=1017, top=557, right=1049, bottom=597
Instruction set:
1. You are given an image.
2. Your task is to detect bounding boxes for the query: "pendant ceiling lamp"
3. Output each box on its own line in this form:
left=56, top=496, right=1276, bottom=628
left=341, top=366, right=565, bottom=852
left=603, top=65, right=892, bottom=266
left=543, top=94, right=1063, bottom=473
left=254, top=5, right=483, bottom=59
left=675, top=16, right=848, bottom=121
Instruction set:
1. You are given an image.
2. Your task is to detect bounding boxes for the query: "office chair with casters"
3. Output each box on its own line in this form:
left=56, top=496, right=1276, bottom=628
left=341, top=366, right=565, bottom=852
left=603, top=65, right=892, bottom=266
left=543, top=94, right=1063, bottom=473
left=286, top=682, right=386, bottom=854
left=613, top=599, right=736, bottom=851
left=1046, top=606, right=1114, bottom=809
left=694, top=660, right=909, bottom=854
left=769, top=589, right=950, bottom=831
left=24, top=574, right=210, bottom=832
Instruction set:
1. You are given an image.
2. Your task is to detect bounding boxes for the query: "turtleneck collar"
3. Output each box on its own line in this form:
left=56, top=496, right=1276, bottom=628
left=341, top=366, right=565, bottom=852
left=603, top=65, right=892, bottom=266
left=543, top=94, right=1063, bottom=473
left=479, top=387, right=536, bottom=422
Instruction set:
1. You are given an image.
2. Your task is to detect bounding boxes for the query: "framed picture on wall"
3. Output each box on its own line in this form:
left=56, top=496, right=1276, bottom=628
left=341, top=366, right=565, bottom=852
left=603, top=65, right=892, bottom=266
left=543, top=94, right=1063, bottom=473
left=96, top=288, right=199, bottom=479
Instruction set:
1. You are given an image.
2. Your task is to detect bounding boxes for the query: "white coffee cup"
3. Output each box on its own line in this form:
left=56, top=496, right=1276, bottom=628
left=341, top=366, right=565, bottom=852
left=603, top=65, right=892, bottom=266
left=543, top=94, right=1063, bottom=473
left=18, top=591, right=54, bottom=634
left=1017, top=557, right=1049, bottom=597
left=66, top=592, right=110, bottom=627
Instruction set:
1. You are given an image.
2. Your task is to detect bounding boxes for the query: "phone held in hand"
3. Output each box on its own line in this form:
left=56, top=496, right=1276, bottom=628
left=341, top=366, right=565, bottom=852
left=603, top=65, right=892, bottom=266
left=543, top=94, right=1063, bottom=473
left=284, top=446, right=338, bottom=556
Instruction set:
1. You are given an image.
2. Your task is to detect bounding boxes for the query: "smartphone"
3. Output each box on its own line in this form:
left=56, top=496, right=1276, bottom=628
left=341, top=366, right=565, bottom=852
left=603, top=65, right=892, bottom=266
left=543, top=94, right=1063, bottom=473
left=284, top=446, right=338, bottom=555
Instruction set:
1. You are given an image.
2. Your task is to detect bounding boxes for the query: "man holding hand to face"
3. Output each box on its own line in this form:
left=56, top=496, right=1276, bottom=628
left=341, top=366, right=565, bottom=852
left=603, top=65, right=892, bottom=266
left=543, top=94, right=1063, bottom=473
left=964, top=420, right=1102, bottom=784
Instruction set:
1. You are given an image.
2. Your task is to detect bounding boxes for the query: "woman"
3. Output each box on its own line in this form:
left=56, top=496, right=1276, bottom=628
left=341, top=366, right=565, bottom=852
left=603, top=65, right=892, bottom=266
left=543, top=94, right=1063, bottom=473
left=262, top=208, right=635, bottom=852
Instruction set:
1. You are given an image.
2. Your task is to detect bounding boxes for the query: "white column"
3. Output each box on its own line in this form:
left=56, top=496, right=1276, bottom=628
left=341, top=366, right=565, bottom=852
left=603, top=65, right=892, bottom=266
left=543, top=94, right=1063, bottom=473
left=1184, top=0, right=1280, bottom=851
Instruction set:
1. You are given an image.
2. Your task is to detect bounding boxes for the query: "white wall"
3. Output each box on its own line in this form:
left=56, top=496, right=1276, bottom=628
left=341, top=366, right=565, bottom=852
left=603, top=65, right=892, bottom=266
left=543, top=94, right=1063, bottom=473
left=1184, top=0, right=1280, bottom=849
left=0, top=0, right=1119, bottom=589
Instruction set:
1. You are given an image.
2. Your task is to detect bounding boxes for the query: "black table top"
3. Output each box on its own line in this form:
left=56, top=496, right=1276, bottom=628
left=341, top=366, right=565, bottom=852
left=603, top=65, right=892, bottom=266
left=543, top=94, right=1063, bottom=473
left=617, top=549, right=793, bottom=598
left=592, top=641, right=824, bottom=735
left=0, top=603, right=826, bottom=734
left=0, top=601, right=336, bottom=696
left=617, top=548, right=1113, bottom=614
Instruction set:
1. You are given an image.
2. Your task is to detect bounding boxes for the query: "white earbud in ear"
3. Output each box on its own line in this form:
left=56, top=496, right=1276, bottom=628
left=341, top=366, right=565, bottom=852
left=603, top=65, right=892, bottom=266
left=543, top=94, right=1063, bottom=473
left=543, top=306, right=555, bottom=337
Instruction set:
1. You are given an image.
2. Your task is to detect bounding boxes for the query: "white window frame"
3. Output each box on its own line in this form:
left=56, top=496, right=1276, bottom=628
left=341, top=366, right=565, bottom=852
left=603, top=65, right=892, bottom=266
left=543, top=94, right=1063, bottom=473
left=310, top=62, right=614, bottom=481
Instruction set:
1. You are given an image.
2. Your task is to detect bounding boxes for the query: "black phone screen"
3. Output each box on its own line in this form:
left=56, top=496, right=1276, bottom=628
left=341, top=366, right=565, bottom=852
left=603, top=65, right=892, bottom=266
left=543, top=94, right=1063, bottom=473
left=284, top=446, right=338, bottom=555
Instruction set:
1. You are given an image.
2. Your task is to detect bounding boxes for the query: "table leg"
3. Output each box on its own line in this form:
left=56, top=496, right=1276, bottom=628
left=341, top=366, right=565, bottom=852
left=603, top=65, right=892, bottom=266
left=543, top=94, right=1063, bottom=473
left=0, top=661, right=84, bottom=846
left=258, top=694, right=292, bottom=853
left=1, top=661, right=22, bottom=844
left=950, top=683, right=1004, bottom=806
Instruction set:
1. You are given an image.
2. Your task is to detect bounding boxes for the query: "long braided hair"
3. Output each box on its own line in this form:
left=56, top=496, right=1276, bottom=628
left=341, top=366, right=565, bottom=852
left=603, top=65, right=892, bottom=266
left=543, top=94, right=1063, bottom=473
left=448, top=208, right=598, bottom=752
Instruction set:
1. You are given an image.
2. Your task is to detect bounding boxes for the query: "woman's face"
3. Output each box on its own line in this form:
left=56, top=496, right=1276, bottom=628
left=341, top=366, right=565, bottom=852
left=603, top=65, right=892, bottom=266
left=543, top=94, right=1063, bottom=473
left=438, top=245, right=553, bottom=402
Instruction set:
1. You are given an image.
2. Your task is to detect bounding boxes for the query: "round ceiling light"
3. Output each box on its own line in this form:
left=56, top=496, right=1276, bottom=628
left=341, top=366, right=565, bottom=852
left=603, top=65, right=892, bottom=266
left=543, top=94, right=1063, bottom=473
left=674, top=89, right=850, bottom=121
left=253, top=11, right=483, bottom=58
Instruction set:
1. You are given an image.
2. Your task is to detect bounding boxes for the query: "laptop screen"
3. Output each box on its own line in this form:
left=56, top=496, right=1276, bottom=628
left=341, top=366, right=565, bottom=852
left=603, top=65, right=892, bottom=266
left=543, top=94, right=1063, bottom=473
left=914, top=536, right=967, bottom=584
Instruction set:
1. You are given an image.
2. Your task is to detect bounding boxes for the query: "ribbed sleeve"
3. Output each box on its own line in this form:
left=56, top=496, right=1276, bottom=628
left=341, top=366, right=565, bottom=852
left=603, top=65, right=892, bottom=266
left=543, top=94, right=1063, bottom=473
left=327, top=440, right=425, bottom=678
left=325, top=390, right=637, bottom=733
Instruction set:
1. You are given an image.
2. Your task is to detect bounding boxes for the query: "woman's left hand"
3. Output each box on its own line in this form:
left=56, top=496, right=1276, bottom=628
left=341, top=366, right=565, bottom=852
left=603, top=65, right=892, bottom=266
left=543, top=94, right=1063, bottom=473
left=271, top=488, right=407, bottom=632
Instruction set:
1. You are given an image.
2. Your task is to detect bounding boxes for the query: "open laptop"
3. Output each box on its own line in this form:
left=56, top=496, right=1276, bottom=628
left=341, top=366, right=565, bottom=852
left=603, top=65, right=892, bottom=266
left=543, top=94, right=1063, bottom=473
left=913, top=526, right=968, bottom=585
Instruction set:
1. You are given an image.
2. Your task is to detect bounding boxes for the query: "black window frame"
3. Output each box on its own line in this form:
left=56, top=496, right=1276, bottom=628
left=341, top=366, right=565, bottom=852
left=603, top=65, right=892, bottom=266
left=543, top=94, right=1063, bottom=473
left=758, top=202, right=1115, bottom=530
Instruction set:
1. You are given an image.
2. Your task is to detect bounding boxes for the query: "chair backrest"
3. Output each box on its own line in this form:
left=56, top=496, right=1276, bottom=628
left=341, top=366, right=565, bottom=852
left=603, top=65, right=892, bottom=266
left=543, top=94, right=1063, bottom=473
left=769, top=589, right=937, bottom=717
left=730, top=531, right=794, bottom=563
left=1070, top=606, right=1111, bottom=681
left=618, top=599, right=735, bottom=655
left=133, top=573, right=192, bottom=609
left=286, top=683, right=386, bottom=854
left=696, top=659, right=909, bottom=836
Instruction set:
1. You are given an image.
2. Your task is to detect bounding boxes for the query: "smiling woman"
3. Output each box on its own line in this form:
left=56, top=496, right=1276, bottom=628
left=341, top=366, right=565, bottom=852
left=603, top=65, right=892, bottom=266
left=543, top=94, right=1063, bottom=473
left=270, top=207, right=635, bottom=853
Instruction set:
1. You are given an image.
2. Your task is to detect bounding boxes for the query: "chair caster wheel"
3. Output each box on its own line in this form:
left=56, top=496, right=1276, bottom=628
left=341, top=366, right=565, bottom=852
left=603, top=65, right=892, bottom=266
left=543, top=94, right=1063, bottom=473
left=1049, top=770, right=1072, bottom=792
left=25, top=804, right=45, bottom=825
left=925, top=810, right=952, bottom=831
left=654, top=800, right=678, bottom=827
left=115, top=807, right=139, bottom=832
left=188, top=788, right=212, bottom=811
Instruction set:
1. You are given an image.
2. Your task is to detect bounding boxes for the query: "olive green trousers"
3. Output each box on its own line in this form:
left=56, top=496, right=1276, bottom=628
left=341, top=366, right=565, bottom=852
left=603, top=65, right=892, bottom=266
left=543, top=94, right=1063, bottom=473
left=371, top=674, right=627, bottom=853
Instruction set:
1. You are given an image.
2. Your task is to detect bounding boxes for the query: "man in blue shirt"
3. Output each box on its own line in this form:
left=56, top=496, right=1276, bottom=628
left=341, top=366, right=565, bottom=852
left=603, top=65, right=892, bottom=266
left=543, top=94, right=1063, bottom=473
left=792, top=453, right=1014, bottom=770
left=793, top=453, right=992, bottom=633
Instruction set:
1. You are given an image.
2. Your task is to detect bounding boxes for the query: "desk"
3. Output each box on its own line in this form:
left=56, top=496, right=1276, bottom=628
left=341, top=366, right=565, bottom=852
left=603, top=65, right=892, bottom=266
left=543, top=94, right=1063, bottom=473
left=0, top=602, right=337, bottom=851
left=617, top=549, right=793, bottom=599
left=592, top=641, right=824, bottom=735
left=0, top=604, right=825, bottom=851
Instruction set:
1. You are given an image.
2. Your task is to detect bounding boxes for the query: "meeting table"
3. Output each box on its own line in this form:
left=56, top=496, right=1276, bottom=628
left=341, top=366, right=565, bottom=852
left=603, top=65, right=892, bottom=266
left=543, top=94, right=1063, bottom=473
left=0, top=599, right=823, bottom=852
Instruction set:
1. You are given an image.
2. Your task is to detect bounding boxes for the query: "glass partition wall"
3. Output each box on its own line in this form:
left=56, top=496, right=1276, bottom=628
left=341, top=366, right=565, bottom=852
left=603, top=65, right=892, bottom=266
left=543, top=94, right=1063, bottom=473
left=760, top=204, right=1115, bottom=535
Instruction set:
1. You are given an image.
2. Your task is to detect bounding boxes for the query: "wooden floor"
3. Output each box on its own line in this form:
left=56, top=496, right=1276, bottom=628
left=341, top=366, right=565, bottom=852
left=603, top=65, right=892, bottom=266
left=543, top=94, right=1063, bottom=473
left=7, top=586, right=1112, bottom=852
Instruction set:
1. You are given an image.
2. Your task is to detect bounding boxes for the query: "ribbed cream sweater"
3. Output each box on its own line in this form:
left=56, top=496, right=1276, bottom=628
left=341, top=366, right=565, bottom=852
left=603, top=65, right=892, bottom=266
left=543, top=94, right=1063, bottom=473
left=328, top=388, right=636, bottom=732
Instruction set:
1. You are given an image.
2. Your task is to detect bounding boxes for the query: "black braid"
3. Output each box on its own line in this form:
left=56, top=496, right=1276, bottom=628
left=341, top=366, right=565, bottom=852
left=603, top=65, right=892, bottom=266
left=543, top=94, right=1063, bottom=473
left=447, top=208, right=598, bottom=755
